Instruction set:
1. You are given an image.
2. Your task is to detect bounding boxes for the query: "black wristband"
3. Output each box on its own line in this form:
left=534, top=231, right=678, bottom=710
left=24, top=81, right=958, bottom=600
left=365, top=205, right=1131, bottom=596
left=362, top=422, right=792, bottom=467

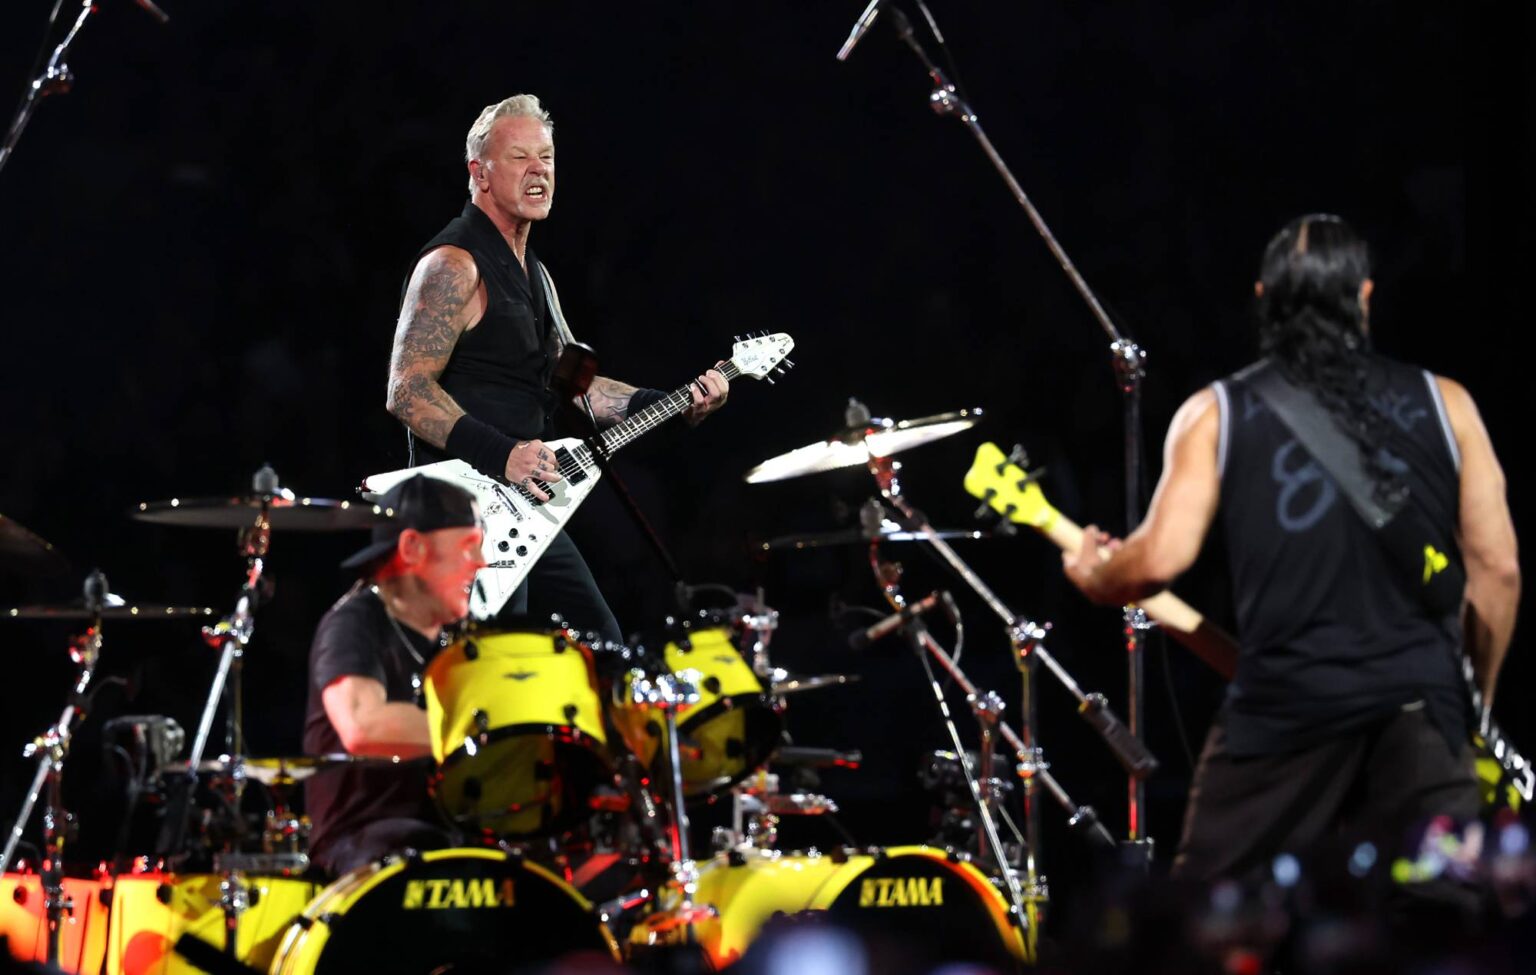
left=627, top=387, right=670, bottom=419
left=445, top=415, right=519, bottom=479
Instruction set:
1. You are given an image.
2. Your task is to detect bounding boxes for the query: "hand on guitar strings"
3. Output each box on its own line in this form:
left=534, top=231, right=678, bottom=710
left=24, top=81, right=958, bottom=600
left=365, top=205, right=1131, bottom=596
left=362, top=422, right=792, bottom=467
left=682, top=364, right=730, bottom=426
left=1062, top=524, right=1123, bottom=605
left=505, top=439, right=563, bottom=501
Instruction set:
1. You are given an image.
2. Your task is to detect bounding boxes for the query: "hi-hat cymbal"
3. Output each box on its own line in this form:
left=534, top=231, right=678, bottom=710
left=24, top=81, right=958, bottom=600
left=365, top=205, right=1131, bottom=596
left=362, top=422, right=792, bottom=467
left=0, top=515, right=71, bottom=580
left=4, top=594, right=216, bottom=620
left=744, top=408, right=982, bottom=484
left=133, top=494, right=395, bottom=531
left=770, top=673, right=860, bottom=695
left=163, top=753, right=415, bottom=786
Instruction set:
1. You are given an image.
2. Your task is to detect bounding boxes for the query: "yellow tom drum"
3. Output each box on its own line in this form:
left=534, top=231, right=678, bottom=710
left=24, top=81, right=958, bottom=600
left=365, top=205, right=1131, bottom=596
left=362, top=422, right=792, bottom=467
left=269, top=847, right=618, bottom=974
left=101, top=871, right=315, bottom=975
left=634, top=846, right=1028, bottom=971
left=611, top=622, right=783, bottom=797
left=424, top=628, right=609, bottom=836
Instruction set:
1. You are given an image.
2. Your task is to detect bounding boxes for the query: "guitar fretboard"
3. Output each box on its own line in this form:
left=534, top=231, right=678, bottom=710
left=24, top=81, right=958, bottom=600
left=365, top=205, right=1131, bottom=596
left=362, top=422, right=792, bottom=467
left=564, top=361, right=745, bottom=473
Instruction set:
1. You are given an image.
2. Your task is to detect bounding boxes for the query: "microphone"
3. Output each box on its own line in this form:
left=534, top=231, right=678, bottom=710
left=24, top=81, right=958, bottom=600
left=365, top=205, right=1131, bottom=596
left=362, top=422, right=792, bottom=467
left=848, top=590, right=943, bottom=649
left=835, top=0, right=884, bottom=62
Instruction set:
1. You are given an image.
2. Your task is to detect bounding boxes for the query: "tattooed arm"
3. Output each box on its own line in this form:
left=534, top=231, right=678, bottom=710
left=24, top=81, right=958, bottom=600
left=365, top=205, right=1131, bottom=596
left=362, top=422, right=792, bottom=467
left=583, top=376, right=642, bottom=428
left=385, top=246, right=482, bottom=448
left=578, top=371, right=731, bottom=429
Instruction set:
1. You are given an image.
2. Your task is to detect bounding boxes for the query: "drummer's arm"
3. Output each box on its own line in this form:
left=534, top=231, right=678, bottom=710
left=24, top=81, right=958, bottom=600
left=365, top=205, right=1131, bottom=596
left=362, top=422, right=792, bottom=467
left=321, top=675, right=432, bottom=758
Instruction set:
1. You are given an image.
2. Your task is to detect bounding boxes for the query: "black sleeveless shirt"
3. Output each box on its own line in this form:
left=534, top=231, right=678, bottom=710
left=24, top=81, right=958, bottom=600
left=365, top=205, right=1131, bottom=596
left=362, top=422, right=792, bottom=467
left=1213, top=354, right=1468, bottom=755
left=405, top=202, right=557, bottom=464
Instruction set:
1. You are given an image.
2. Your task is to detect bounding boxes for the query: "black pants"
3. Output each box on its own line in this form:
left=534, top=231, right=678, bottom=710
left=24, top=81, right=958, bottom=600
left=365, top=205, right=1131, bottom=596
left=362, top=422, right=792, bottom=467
left=1173, top=703, right=1480, bottom=885
left=314, top=816, right=454, bottom=877
left=501, top=530, right=623, bottom=645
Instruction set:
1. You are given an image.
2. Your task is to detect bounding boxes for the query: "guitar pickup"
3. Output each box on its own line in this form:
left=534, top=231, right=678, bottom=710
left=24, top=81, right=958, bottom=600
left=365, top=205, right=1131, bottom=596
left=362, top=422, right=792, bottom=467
left=555, top=447, right=587, bottom=486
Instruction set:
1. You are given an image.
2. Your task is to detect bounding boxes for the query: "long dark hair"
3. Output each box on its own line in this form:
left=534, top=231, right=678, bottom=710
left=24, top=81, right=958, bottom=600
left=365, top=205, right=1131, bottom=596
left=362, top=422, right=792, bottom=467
left=1255, top=214, right=1403, bottom=504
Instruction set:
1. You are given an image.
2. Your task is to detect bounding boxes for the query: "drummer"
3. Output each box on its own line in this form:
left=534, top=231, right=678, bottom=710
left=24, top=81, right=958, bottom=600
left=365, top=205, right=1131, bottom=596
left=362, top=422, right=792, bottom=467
left=303, top=475, right=485, bottom=875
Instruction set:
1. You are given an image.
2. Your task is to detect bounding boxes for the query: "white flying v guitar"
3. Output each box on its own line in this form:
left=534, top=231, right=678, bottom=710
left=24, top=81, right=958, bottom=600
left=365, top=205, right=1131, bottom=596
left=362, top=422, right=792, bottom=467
left=363, top=332, right=795, bottom=620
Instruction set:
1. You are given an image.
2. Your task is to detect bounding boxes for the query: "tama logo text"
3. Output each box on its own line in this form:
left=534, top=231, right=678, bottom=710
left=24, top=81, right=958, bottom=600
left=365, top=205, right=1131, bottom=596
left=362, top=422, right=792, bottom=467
left=402, top=877, right=517, bottom=909
left=859, top=876, right=944, bottom=907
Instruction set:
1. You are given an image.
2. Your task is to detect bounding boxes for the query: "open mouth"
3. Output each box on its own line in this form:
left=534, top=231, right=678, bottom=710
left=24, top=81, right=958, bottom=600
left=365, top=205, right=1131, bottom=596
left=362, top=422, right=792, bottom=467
left=524, top=185, right=549, bottom=202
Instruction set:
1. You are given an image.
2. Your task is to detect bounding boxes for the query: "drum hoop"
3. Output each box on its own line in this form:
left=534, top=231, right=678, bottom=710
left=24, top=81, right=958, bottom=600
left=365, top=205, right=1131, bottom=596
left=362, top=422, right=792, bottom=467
left=281, top=847, right=620, bottom=961
left=817, top=845, right=1027, bottom=960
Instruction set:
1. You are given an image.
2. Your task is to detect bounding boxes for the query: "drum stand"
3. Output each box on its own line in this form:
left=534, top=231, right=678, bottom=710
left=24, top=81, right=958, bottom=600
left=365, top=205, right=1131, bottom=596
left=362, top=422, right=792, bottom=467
left=173, top=470, right=280, bottom=960
left=863, top=457, right=1148, bottom=923
left=0, top=571, right=108, bottom=966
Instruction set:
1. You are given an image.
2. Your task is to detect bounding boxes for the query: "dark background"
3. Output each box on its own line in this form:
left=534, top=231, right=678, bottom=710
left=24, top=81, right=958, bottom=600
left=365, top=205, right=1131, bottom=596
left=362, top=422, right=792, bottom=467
left=0, top=0, right=1530, bottom=915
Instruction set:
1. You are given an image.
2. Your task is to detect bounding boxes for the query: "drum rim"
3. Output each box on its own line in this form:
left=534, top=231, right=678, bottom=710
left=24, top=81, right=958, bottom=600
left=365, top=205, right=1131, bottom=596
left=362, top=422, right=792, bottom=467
left=271, top=847, right=620, bottom=969
left=437, top=722, right=611, bottom=769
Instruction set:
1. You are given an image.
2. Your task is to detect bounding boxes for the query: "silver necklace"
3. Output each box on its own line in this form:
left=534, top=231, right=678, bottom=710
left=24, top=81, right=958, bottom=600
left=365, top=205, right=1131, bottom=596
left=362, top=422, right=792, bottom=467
left=371, top=585, right=426, bottom=701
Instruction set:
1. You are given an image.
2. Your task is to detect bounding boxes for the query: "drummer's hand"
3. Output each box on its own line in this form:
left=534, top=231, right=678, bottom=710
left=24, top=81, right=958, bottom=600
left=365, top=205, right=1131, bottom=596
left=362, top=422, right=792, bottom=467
left=1062, top=525, right=1121, bottom=604
left=504, top=439, right=562, bottom=501
left=682, top=364, right=729, bottom=426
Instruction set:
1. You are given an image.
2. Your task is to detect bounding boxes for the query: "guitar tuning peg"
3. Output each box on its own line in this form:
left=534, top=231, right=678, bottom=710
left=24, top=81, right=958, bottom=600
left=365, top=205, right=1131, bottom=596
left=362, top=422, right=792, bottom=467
left=971, top=488, right=996, bottom=521
left=1001, top=503, right=1018, bottom=521
left=765, top=376, right=776, bottom=385
left=994, top=520, right=1018, bottom=537
left=734, top=335, right=743, bottom=342
left=1018, top=465, right=1048, bottom=490
left=783, top=359, right=795, bottom=369
left=1006, top=444, right=1030, bottom=469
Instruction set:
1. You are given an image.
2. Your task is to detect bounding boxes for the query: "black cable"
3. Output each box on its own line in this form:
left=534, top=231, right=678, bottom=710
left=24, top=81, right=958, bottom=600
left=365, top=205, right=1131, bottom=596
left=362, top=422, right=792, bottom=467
left=911, top=0, right=972, bottom=104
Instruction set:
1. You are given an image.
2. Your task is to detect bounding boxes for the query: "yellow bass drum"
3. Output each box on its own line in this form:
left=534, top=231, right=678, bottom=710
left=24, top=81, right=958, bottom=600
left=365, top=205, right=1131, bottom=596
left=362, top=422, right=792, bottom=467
left=103, top=872, right=315, bottom=975
left=424, top=628, right=609, bottom=836
left=611, top=622, right=783, bottom=798
left=270, top=848, right=618, bottom=974
left=634, top=846, right=1027, bottom=971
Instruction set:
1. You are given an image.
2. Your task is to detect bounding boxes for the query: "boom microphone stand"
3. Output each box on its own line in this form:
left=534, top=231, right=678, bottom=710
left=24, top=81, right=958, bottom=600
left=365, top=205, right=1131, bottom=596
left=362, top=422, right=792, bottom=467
left=839, top=2, right=1157, bottom=854
left=1, top=0, right=169, bottom=180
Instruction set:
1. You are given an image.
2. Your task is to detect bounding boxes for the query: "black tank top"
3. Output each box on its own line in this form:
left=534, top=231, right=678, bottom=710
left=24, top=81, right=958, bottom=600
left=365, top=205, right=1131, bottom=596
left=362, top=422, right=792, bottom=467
left=404, top=202, right=556, bottom=464
left=1214, top=354, right=1468, bottom=755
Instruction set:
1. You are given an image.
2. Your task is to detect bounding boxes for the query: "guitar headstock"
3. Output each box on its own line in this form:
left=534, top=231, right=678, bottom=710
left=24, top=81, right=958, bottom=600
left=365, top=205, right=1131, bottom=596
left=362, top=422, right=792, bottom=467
left=730, top=332, right=795, bottom=382
left=963, top=442, right=1057, bottom=529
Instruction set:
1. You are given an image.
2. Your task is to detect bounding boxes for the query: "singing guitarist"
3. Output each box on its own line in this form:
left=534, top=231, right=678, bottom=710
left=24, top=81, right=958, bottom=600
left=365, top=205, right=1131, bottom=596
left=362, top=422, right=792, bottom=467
left=1062, top=216, right=1519, bottom=903
left=385, top=95, right=728, bottom=643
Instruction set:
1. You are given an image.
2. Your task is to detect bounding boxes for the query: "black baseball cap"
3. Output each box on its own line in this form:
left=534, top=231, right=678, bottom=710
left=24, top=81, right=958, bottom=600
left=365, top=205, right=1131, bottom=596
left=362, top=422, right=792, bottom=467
left=340, top=474, right=480, bottom=572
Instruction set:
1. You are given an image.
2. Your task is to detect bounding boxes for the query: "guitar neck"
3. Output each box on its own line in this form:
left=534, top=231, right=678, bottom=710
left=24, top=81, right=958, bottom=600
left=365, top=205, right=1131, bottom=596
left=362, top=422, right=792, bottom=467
left=1024, top=499, right=1240, bottom=680
left=595, top=361, right=743, bottom=455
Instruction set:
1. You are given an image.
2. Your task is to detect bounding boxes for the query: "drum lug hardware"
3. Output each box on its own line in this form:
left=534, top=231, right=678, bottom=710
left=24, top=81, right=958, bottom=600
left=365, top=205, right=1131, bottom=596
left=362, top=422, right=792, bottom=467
left=316, top=911, right=341, bottom=928
left=473, top=710, right=490, bottom=734
left=463, top=640, right=479, bottom=662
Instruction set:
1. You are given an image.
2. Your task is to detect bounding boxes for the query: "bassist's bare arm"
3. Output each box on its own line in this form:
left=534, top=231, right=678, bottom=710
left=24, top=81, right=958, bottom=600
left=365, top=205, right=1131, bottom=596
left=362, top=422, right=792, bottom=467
left=385, top=246, right=482, bottom=448
left=1438, top=376, right=1520, bottom=707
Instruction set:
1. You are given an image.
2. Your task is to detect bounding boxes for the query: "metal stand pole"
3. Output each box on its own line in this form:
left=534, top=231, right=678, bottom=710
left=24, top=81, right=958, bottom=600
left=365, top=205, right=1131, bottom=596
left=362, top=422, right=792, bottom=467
left=872, top=6, right=1160, bottom=849
left=0, top=571, right=108, bottom=965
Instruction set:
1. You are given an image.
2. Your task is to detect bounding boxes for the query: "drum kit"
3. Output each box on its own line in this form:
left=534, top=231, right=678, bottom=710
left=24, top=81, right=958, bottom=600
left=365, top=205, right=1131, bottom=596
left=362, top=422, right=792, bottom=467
left=0, top=405, right=1115, bottom=974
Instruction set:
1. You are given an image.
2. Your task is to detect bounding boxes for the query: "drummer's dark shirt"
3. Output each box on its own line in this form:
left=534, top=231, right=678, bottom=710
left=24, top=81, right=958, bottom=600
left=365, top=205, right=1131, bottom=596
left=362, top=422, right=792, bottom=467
left=303, top=584, right=442, bottom=868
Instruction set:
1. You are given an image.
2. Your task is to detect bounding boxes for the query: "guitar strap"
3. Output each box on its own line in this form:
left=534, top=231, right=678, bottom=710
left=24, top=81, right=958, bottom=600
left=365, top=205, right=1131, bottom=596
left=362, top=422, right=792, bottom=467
left=536, top=261, right=578, bottom=347
left=535, top=261, right=605, bottom=432
left=1237, top=359, right=1465, bottom=618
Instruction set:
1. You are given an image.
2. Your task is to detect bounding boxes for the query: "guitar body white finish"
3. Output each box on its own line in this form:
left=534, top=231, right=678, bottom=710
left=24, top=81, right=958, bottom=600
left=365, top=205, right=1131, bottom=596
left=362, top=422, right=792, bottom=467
left=361, top=332, right=795, bottom=621
left=362, top=442, right=602, bottom=620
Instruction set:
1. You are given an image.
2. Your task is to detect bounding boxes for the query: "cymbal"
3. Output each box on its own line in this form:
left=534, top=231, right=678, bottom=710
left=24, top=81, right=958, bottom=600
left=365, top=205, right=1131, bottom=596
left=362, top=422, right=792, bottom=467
left=164, top=753, right=415, bottom=786
left=770, top=673, right=860, bottom=695
left=764, top=520, right=993, bottom=551
left=5, top=594, right=216, bottom=620
left=134, top=494, right=395, bottom=531
left=744, top=408, right=982, bottom=484
left=0, top=515, right=71, bottom=579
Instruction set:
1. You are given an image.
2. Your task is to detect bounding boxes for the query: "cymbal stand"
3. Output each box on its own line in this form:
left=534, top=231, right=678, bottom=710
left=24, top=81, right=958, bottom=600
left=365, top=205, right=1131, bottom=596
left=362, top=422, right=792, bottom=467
left=866, top=2, right=1158, bottom=853
left=0, top=570, right=108, bottom=966
left=177, top=470, right=277, bottom=957
left=865, top=458, right=1151, bottom=892
left=624, top=670, right=720, bottom=942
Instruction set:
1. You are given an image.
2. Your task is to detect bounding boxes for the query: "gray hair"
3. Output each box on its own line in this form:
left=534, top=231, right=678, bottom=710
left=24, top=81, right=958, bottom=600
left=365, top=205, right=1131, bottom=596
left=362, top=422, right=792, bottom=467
left=465, top=94, right=553, bottom=192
